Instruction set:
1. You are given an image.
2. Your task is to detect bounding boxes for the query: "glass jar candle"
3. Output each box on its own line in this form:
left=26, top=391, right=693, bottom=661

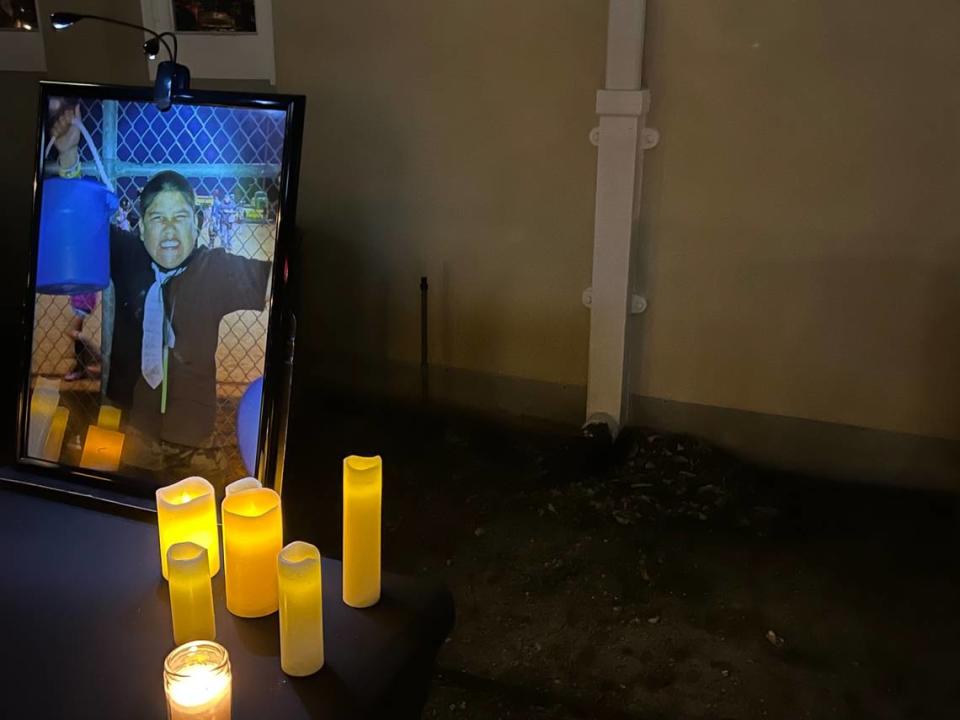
left=163, top=640, right=231, bottom=720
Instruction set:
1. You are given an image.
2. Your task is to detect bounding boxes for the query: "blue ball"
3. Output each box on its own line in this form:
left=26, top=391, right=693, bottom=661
left=236, top=376, right=263, bottom=476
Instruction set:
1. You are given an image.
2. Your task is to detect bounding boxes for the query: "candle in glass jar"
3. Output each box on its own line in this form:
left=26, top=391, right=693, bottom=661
left=222, top=487, right=282, bottom=617
left=79, top=424, right=125, bottom=472
left=163, top=640, right=231, bottom=720
left=168, top=542, right=216, bottom=645
left=342, top=455, right=382, bottom=608
left=156, top=477, right=220, bottom=580
left=278, top=541, right=324, bottom=676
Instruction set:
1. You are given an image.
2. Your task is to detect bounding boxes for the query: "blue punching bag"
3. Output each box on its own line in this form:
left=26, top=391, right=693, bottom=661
left=236, top=376, right=263, bottom=476
left=37, top=178, right=117, bottom=294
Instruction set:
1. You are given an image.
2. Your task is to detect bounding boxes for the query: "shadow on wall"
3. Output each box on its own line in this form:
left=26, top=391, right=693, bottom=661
left=293, top=86, right=533, bottom=380
left=296, top=86, right=411, bottom=370
left=306, top=199, right=394, bottom=364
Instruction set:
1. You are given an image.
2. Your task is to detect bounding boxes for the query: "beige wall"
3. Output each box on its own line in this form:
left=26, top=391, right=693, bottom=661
left=3, top=1, right=959, bottom=452
left=635, top=0, right=960, bottom=441
left=271, top=1, right=605, bottom=387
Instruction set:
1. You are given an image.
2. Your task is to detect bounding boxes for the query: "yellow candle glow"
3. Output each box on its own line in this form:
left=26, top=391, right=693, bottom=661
left=97, top=405, right=122, bottom=430
left=222, top=487, right=282, bottom=617
left=156, top=477, right=221, bottom=580
left=224, top=477, right=261, bottom=495
left=163, top=640, right=231, bottom=720
left=168, top=542, right=216, bottom=645
left=278, top=541, right=324, bottom=676
left=39, top=406, right=69, bottom=462
left=27, top=377, right=60, bottom=456
left=342, top=455, right=382, bottom=608
left=79, top=424, right=125, bottom=472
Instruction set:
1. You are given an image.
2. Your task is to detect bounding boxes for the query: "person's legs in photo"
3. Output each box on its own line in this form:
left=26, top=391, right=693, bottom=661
left=65, top=293, right=101, bottom=381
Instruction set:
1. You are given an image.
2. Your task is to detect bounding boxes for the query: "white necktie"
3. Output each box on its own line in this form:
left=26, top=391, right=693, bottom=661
left=141, top=263, right=185, bottom=389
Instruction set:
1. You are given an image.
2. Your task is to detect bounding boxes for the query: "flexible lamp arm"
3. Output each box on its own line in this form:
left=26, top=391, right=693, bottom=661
left=50, top=12, right=174, bottom=62
left=158, top=32, right=178, bottom=63
left=49, top=12, right=190, bottom=111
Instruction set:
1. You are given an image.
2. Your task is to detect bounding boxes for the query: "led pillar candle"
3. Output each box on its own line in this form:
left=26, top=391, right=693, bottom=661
left=342, top=455, right=382, bottom=608
left=168, top=542, right=216, bottom=645
left=163, top=641, right=231, bottom=720
left=278, top=541, right=324, bottom=676
left=222, top=487, right=282, bottom=617
left=39, top=406, right=69, bottom=462
left=224, top=477, right=261, bottom=495
left=156, top=477, right=221, bottom=579
left=97, top=405, right=122, bottom=430
left=79, top=424, right=125, bottom=472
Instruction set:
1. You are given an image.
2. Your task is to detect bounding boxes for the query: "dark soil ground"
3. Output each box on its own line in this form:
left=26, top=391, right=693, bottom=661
left=284, top=392, right=960, bottom=720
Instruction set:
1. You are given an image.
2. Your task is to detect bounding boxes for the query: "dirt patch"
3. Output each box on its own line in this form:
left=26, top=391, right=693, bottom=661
left=283, top=395, right=960, bottom=719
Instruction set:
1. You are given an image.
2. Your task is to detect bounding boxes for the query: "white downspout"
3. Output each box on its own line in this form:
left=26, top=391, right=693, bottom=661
left=584, top=0, right=654, bottom=438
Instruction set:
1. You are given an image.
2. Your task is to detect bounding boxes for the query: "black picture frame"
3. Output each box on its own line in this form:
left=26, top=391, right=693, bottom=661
left=11, top=80, right=305, bottom=502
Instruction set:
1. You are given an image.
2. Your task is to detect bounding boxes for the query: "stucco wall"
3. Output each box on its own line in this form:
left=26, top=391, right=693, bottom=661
left=634, top=0, right=960, bottom=441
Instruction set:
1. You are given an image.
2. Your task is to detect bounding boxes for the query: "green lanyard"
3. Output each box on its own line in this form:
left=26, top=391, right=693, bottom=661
left=161, top=345, right=169, bottom=415
left=160, top=299, right=176, bottom=415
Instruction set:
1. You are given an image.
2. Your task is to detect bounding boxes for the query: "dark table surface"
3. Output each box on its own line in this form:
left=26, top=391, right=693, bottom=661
left=0, top=481, right=454, bottom=719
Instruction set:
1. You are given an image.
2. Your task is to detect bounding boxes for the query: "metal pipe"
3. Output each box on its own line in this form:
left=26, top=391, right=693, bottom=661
left=420, top=276, right=429, bottom=369
left=420, top=276, right=429, bottom=402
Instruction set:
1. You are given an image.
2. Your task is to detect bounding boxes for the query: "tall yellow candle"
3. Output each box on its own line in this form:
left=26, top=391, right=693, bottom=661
left=39, top=406, right=69, bottom=462
left=79, top=424, right=125, bottom=472
left=97, top=405, right=122, bottom=431
left=163, top=641, right=231, bottom=720
left=222, top=487, right=282, bottom=617
left=342, top=455, right=382, bottom=608
left=156, top=477, right=221, bottom=580
left=168, top=542, right=216, bottom=645
left=278, top=541, right=324, bottom=676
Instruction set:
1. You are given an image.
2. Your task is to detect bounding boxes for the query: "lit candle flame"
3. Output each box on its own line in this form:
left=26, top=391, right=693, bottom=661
left=167, top=665, right=230, bottom=708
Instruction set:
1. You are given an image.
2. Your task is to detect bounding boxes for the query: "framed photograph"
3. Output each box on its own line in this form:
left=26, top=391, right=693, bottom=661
left=0, top=0, right=38, bottom=31
left=141, top=0, right=276, bottom=83
left=16, top=81, right=304, bottom=499
left=172, top=1, right=257, bottom=33
left=0, top=0, right=45, bottom=71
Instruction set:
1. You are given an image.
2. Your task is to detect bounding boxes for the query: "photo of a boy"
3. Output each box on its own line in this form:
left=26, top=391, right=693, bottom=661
left=35, top=96, right=282, bottom=484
